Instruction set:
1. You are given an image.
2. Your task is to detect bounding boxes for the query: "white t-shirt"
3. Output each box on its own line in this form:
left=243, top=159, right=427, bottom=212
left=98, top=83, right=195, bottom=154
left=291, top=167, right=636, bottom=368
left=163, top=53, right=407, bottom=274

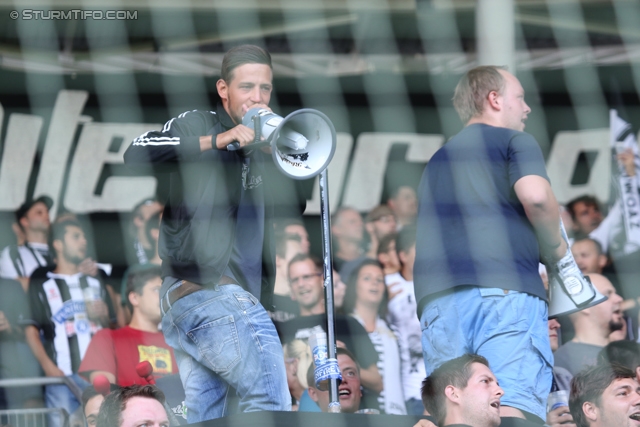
left=385, top=272, right=426, bottom=402
left=0, top=242, right=50, bottom=279
left=28, top=272, right=105, bottom=376
left=351, top=313, right=406, bottom=414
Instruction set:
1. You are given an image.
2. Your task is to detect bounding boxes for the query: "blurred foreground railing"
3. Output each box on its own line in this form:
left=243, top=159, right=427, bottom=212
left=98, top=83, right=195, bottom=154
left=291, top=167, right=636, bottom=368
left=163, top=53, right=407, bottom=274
left=0, top=376, right=83, bottom=427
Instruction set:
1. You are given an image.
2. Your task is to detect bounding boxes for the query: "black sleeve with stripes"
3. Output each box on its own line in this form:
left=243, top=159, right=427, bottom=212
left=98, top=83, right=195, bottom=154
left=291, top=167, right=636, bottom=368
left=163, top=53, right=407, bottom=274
left=124, top=110, right=215, bottom=165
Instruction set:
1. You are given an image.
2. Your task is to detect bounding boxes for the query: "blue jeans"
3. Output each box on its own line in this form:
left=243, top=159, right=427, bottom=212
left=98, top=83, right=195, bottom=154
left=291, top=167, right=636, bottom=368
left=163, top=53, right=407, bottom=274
left=160, top=279, right=291, bottom=423
left=45, top=373, right=89, bottom=427
left=420, top=286, right=553, bottom=420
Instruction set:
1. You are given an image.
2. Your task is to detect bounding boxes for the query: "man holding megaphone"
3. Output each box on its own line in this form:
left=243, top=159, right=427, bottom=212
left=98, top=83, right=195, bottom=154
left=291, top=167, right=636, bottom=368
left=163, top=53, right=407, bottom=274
left=124, top=45, right=295, bottom=422
left=413, top=66, right=603, bottom=426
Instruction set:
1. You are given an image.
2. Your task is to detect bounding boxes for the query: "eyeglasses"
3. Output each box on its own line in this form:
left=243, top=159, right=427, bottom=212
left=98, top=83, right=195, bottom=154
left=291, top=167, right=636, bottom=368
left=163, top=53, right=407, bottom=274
left=289, top=273, right=322, bottom=286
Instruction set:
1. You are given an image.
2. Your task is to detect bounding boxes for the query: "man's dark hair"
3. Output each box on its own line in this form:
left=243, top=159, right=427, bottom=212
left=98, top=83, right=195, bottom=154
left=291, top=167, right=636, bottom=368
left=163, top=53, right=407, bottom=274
left=377, top=233, right=397, bottom=256
left=573, top=237, right=604, bottom=256
left=342, top=259, right=388, bottom=317
left=421, top=354, right=490, bottom=427
left=569, top=363, right=635, bottom=427
left=331, top=206, right=359, bottom=228
left=50, top=219, right=83, bottom=255
left=306, top=347, right=360, bottom=391
left=81, top=384, right=120, bottom=411
left=220, top=45, right=272, bottom=83
left=396, top=224, right=417, bottom=255
left=288, top=253, right=322, bottom=276
left=51, top=219, right=82, bottom=243
left=275, top=218, right=305, bottom=234
left=566, top=195, right=601, bottom=221
left=123, top=264, right=162, bottom=312
left=598, top=341, right=640, bottom=372
left=96, top=385, right=166, bottom=427
left=275, top=231, right=301, bottom=258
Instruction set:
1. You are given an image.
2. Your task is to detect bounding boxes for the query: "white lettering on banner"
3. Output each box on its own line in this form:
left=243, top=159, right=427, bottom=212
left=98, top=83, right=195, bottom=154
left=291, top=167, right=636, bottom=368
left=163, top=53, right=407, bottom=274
left=33, top=90, right=90, bottom=219
left=305, top=133, right=353, bottom=215
left=621, top=176, right=640, bottom=230
left=546, top=129, right=611, bottom=205
left=341, top=133, right=445, bottom=212
left=0, top=90, right=637, bottom=214
left=0, top=112, right=43, bottom=210
left=64, top=122, right=161, bottom=213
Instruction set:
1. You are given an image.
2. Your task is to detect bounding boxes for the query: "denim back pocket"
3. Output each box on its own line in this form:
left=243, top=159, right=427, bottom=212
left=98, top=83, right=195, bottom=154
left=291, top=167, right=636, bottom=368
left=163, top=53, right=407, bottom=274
left=187, top=315, right=241, bottom=372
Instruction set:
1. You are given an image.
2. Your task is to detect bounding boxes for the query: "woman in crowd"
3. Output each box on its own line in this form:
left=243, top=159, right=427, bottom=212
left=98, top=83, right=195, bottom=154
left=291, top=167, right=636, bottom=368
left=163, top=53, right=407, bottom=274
left=343, top=260, right=406, bottom=415
left=283, top=339, right=313, bottom=411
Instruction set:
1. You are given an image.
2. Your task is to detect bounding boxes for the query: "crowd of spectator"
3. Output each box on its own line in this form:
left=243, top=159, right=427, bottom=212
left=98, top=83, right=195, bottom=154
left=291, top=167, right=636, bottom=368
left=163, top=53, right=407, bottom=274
left=2, top=181, right=640, bottom=427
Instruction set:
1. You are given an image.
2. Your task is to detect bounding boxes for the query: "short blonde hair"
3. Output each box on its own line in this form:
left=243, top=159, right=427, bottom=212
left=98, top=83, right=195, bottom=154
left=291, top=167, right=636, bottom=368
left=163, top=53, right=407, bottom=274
left=283, top=339, right=313, bottom=389
left=452, top=66, right=507, bottom=124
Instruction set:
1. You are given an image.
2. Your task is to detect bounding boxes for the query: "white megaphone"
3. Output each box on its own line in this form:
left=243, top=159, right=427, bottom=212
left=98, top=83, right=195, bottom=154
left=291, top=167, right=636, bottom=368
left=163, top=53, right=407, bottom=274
left=227, top=108, right=336, bottom=180
left=545, top=222, right=607, bottom=318
left=547, top=272, right=606, bottom=318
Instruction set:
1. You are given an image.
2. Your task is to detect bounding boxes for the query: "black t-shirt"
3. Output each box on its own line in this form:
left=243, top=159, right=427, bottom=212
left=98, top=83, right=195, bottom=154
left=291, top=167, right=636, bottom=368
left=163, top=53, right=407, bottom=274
left=275, top=314, right=379, bottom=369
left=415, top=124, right=549, bottom=310
left=270, top=294, right=300, bottom=323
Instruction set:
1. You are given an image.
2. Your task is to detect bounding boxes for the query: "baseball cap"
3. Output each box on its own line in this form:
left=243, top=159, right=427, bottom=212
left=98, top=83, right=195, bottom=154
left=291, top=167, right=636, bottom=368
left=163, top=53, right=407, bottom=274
left=15, top=195, right=53, bottom=221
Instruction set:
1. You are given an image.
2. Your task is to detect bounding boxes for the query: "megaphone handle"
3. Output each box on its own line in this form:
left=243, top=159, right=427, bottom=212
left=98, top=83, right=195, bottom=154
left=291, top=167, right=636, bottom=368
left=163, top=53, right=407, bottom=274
left=226, top=114, right=263, bottom=151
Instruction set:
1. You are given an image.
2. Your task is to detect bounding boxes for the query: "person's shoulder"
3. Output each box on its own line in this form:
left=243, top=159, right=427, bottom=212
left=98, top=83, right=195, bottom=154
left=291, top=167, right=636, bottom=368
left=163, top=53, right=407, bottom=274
left=33, top=264, right=55, bottom=277
left=176, top=109, right=218, bottom=120
left=554, top=341, right=591, bottom=359
left=0, top=245, right=11, bottom=256
left=339, top=314, right=368, bottom=333
left=91, top=327, right=114, bottom=340
left=170, top=109, right=221, bottom=131
left=481, top=124, right=536, bottom=143
left=29, top=266, right=56, bottom=287
left=554, top=341, right=575, bottom=354
left=276, top=314, right=321, bottom=335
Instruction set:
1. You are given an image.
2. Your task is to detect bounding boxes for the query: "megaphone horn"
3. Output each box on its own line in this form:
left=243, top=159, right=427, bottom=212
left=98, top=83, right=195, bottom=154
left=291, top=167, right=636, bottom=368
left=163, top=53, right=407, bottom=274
left=546, top=221, right=607, bottom=318
left=548, top=272, right=607, bottom=318
left=230, top=108, right=337, bottom=180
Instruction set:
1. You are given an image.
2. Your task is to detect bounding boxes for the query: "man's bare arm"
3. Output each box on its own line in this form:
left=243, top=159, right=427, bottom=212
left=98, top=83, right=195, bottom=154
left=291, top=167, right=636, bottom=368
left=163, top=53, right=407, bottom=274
left=514, top=175, right=567, bottom=260
left=25, top=325, right=64, bottom=377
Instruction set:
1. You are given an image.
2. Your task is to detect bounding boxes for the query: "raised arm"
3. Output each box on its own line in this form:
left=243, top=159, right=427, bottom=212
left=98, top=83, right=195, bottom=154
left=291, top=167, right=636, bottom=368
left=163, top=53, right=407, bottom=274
left=124, top=110, right=215, bottom=165
left=124, top=109, right=259, bottom=166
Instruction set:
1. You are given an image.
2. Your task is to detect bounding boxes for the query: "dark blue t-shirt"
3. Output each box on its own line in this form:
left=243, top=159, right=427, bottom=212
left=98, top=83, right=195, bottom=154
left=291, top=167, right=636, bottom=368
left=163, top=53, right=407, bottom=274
left=414, top=124, right=549, bottom=309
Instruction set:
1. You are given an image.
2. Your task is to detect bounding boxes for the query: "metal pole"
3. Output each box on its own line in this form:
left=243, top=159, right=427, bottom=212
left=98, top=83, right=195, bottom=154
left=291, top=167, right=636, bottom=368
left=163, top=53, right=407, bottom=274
left=319, top=168, right=340, bottom=412
left=476, top=0, right=515, bottom=72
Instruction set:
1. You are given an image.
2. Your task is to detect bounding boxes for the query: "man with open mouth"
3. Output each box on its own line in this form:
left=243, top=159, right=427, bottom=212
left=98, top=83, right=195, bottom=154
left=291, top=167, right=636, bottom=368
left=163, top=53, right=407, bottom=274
left=570, top=363, right=640, bottom=427
left=306, top=347, right=363, bottom=414
left=421, top=354, right=504, bottom=427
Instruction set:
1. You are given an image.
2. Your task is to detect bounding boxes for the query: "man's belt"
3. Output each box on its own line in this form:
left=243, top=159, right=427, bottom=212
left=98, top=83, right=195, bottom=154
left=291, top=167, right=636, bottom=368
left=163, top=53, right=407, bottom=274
left=161, top=276, right=237, bottom=312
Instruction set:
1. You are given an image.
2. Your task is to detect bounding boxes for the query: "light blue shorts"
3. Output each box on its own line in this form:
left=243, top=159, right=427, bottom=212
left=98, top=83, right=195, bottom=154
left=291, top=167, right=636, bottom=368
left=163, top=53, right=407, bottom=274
left=420, top=286, right=553, bottom=420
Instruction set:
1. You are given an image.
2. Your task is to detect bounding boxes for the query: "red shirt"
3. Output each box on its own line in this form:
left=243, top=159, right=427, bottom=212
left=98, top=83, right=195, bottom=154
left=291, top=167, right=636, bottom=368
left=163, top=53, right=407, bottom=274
left=79, top=326, right=178, bottom=386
